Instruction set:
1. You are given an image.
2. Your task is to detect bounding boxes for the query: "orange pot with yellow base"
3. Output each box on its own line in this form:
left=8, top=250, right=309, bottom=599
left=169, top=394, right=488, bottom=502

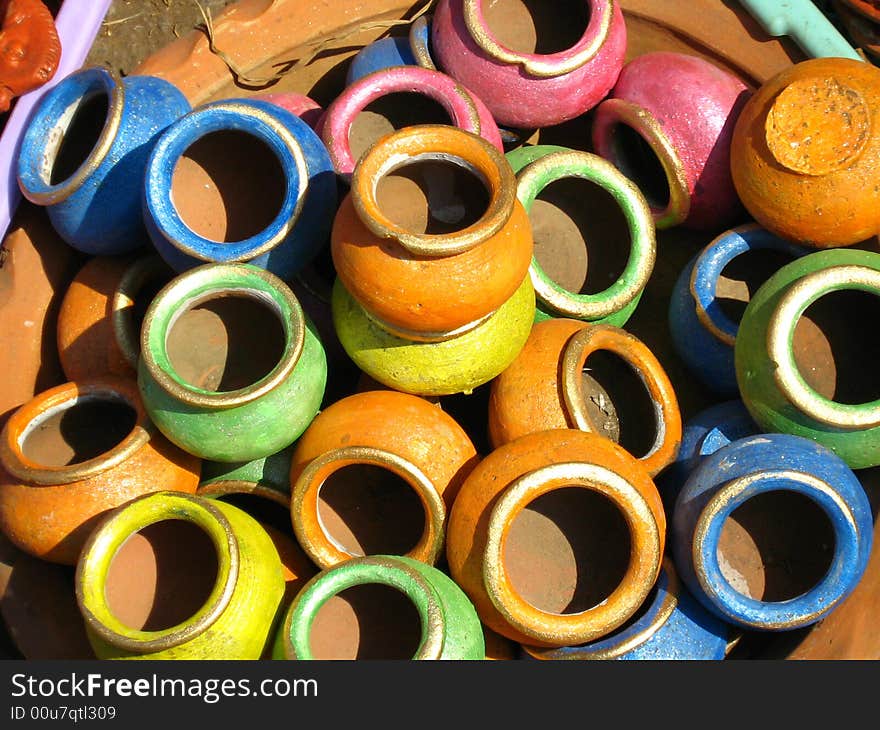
left=446, top=429, right=666, bottom=648
left=488, top=318, right=681, bottom=477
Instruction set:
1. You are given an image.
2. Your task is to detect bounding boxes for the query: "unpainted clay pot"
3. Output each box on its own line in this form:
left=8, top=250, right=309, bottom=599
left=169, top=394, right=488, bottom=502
left=0, top=0, right=61, bottom=112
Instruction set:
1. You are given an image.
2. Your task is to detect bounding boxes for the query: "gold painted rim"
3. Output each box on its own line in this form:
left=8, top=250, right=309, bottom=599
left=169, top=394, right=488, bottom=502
left=409, top=15, right=438, bottom=71
left=196, top=479, right=291, bottom=509
left=360, top=302, right=496, bottom=342
left=112, top=256, right=172, bottom=370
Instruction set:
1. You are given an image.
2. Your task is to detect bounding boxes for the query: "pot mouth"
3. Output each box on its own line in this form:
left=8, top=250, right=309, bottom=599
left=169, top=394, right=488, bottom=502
left=484, top=461, right=662, bottom=646
left=144, top=100, right=308, bottom=264
left=462, top=0, right=614, bottom=77
left=140, top=264, right=305, bottom=410
left=75, top=492, right=238, bottom=653
left=409, top=14, right=437, bottom=70
left=693, top=470, right=860, bottom=630
left=516, top=150, right=655, bottom=320
left=592, top=99, right=690, bottom=229
left=691, top=224, right=807, bottom=347
left=279, top=555, right=445, bottom=660
left=0, top=378, right=152, bottom=486
left=112, top=256, right=174, bottom=371
left=291, top=446, right=446, bottom=569
left=767, top=264, right=880, bottom=429
left=352, top=124, right=514, bottom=257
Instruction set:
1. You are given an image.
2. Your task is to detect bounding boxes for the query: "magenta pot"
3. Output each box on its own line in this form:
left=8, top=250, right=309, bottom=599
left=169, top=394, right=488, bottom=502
left=592, top=52, right=750, bottom=231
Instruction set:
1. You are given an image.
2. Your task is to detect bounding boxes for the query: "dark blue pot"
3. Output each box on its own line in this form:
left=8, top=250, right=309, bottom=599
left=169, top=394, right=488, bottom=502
left=17, top=67, right=190, bottom=255
left=668, top=225, right=808, bottom=396
left=522, top=560, right=730, bottom=660
left=345, top=16, right=436, bottom=85
left=673, top=433, right=873, bottom=631
left=143, top=99, right=337, bottom=280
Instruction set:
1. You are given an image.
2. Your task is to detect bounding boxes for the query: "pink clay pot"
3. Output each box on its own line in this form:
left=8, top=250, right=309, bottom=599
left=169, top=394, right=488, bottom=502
left=257, top=91, right=324, bottom=130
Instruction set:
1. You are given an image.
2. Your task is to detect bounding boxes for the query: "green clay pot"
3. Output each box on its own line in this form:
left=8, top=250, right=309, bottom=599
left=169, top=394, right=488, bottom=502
left=272, top=555, right=485, bottom=660
left=199, top=444, right=295, bottom=507
left=507, top=144, right=654, bottom=327
left=76, top=491, right=285, bottom=659
left=333, top=275, right=535, bottom=396
left=735, top=249, right=880, bottom=469
left=138, top=264, right=327, bottom=462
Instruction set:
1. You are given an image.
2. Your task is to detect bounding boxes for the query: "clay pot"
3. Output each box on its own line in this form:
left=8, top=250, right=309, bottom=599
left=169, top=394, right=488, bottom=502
left=592, top=52, right=750, bottom=231
left=730, top=57, right=880, bottom=247
left=508, top=146, right=656, bottom=326
left=346, top=15, right=436, bottom=85
left=488, top=318, right=682, bottom=478
left=138, top=263, right=327, bottom=462
left=272, top=554, right=485, bottom=659
left=332, top=124, right=532, bottom=339
left=0, top=0, right=61, bottom=112
left=446, top=429, right=666, bottom=647
left=289, top=390, right=478, bottom=568
left=673, top=434, right=873, bottom=631
left=144, top=99, right=337, bottom=281
left=432, top=0, right=627, bottom=129
left=199, top=444, right=296, bottom=510
left=257, top=91, right=324, bottom=129
left=76, top=491, right=285, bottom=659
left=0, top=377, right=201, bottom=565
left=735, top=249, right=880, bottom=469
left=17, top=66, right=191, bottom=255
left=668, top=224, right=809, bottom=396
left=56, top=254, right=174, bottom=382
left=834, top=1, right=880, bottom=63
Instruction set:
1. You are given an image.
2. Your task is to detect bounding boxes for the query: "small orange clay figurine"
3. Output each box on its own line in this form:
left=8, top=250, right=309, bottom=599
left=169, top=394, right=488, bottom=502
left=0, top=0, right=61, bottom=113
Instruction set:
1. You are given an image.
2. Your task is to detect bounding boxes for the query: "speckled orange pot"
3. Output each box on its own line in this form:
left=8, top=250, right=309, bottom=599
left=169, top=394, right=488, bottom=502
left=446, top=429, right=666, bottom=647
left=0, top=377, right=200, bottom=564
left=730, top=57, right=880, bottom=247
left=289, top=390, right=479, bottom=568
left=331, top=125, right=532, bottom=339
left=57, top=255, right=173, bottom=382
left=488, top=318, right=681, bottom=477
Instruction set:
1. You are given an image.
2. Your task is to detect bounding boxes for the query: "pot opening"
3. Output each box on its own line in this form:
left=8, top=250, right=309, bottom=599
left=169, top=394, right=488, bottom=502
left=166, top=292, right=286, bottom=393
left=715, top=248, right=794, bottom=325
left=530, top=176, right=629, bottom=296
left=48, top=91, right=109, bottom=186
left=203, top=492, right=291, bottom=535
left=483, top=0, right=590, bottom=55
left=317, top=464, right=426, bottom=557
left=349, top=92, right=452, bottom=163
left=609, top=123, right=670, bottom=211
left=20, top=393, right=137, bottom=467
left=580, top=350, right=658, bottom=458
left=504, top=487, right=631, bottom=614
left=717, top=490, right=835, bottom=603
left=104, top=519, right=219, bottom=632
left=792, top=289, right=880, bottom=404
left=375, top=155, right=491, bottom=236
left=171, top=130, right=286, bottom=243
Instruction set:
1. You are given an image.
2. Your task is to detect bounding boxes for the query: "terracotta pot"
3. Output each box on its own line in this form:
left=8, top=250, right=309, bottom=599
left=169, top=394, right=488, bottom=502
left=488, top=318, right=682, bottom=477
left=331, top=124, right=532, bottom=339
left=57, top=254, right=174, bottom=382
left=446, top=429, right=666, bottom=647
left=592, top=52, right=750, bottom=231
left=834, top=1, right=880, bottom=62
left=483, top=625, right=517, bottom=660
left=76, top=491, right=285, bottom=659
left=730, top=57, right=880, bottom=247
left=0, top=0, right=61, bottom=112
left=0, top=377, right=201, bottom=564
left=289, top=390, right=478, bottom=568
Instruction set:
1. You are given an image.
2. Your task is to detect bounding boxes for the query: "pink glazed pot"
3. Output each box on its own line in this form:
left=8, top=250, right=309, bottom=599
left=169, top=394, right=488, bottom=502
left=432, top=0, right=626, bottom=129
left=592, top=52, right=750, bottom=231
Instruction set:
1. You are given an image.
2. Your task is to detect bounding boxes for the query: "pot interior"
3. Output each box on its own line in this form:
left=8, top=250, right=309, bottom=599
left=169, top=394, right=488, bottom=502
left=49, top=91, right=109, bottom=186
left=715, top=247, right=795, bottom=325
left=608, top=123, right=670, bottom=212
left=483, top=0, right=590, bottom=55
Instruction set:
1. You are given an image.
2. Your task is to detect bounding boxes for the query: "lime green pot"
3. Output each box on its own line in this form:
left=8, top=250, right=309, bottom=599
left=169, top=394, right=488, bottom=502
left=735, top=249, right=880, bottom=469
left=333, top=275, right=535, bottom=396
left=76, top=491, right=285, bottom=659
left=272, top=555, right=485, bottom=660
left=138, top=263, right=327, bottom=462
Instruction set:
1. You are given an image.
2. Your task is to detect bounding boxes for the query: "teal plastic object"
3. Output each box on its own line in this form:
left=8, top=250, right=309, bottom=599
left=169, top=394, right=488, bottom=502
left=738, top=0, right=863, bottom=61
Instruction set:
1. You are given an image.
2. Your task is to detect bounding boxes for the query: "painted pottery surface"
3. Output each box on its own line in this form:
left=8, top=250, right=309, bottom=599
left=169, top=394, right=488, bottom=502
left=0, top=0, right=61, bottom=112
left=257, top=91, right=324, bottom=129
left=345, top=14, right=435, bottom=84
left=17, top=67, right=191, bottom=255
left=199, top=444, right=296, bottom=506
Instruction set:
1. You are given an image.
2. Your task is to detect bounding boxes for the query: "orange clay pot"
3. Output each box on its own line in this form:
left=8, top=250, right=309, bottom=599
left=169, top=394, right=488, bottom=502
left=331, top=125, right=532, bottom=339
left=488, top=318, right=681, bottom=477
left=0, top=377, right=200, bottom=564
left=446, top=429, right=666, bottom=648
left=730, top=57, right=880, bottom=248
left=57, top=255, right=174, bottom=382
left=0, top=0, right=61, bottom=112
left=289, top=390, right=479, bottom=568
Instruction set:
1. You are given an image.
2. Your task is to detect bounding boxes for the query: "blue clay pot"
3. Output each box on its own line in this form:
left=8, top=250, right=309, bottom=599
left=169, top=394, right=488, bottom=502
left=673, top=433, right=873, bottom=631
left=345, top=16, right=435, bottom=84
left=668, top=225, right=808, bottom=396
left=17, top=67, right=190, bottom=255
left=522, top=561, right=730, bottom=660
left=143, top=99, right=337, bottom=280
